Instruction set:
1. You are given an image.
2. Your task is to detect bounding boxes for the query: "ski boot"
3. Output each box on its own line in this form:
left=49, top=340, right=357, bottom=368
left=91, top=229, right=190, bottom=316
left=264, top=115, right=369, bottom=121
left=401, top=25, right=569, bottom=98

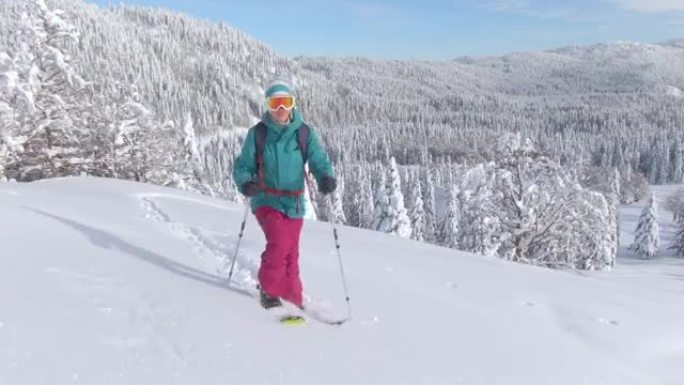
left=258, top=286, right=282, bottom=309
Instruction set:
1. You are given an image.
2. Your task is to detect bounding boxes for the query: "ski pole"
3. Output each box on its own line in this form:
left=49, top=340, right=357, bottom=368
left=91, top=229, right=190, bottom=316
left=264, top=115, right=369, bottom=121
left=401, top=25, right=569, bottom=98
left=332, top=223, right=352, bottom=320
left=226, top=203, right=250, bottom=285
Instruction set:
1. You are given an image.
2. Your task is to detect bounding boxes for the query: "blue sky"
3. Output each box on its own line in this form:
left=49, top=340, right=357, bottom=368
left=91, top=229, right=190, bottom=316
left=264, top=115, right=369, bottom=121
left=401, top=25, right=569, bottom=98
left=86, top=0, right=684, bottom=60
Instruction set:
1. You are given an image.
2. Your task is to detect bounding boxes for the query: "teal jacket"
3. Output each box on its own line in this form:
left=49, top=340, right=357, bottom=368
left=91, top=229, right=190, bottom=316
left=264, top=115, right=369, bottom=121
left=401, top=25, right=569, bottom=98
left=232, top=109, right=334, bottom=218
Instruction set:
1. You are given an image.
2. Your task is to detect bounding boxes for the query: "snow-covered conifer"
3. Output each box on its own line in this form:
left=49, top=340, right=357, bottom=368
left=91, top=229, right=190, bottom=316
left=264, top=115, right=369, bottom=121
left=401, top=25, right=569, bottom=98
left=629, top=192, right=660, bottom=259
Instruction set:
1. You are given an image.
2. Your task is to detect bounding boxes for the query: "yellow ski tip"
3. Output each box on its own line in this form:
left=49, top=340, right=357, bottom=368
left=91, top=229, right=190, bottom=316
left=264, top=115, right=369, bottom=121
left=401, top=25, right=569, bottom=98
left=280, top=316, right=305, bottom=326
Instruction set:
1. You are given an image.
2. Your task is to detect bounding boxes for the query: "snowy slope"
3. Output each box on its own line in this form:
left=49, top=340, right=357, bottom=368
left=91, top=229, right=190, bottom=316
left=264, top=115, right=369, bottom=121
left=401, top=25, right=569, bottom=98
left=1, top=178, right=683, bottom=385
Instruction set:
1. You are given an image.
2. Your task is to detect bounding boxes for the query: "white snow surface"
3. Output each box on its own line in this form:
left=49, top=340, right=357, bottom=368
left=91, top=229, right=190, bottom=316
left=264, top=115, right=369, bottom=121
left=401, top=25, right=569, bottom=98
left=667, top=85, right=683, bottom=98
left=1, top=177, right=683, bottom=385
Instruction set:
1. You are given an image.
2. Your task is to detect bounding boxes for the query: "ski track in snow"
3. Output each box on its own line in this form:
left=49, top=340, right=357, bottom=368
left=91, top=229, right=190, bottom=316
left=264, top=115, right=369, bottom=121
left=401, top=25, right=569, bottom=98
left=136, top=192, right=259, bottom=295
left=43, top=265, right=189, bottom=367
left=135, top=192, right=347, bottom=321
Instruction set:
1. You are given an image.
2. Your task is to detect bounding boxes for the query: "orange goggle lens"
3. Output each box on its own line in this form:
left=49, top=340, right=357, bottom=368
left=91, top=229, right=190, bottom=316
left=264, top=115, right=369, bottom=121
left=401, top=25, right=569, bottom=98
left=266, top=96, right=295, bottom=111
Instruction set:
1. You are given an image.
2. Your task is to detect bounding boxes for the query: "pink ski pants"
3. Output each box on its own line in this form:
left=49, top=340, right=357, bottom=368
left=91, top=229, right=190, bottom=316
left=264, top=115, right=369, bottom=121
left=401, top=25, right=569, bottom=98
left=255, top=206, right=304, bottom=307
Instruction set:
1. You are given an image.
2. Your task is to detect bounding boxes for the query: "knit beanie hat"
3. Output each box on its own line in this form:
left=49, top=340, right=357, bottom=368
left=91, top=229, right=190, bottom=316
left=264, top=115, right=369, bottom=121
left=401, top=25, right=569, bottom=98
left=265, top=76, right=294, bottom=98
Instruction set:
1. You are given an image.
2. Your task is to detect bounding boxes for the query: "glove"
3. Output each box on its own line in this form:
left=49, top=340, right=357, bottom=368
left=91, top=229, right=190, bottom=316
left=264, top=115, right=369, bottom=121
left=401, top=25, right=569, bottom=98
left=241, top=181, right=260, bottom=197
left=319, top=176, right=337, bottom=195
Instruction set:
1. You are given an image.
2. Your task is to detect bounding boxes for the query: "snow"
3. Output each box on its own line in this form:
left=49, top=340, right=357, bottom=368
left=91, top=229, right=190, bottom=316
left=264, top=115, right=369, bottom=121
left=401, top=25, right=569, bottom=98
left=1, top=177, right=683, bottom=384
left=667, top=85, right=683, bottom=98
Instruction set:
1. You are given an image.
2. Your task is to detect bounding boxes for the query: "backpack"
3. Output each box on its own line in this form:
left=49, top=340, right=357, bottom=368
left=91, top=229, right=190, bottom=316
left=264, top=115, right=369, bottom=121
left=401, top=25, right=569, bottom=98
left=252, top=122, right=311, bottom=205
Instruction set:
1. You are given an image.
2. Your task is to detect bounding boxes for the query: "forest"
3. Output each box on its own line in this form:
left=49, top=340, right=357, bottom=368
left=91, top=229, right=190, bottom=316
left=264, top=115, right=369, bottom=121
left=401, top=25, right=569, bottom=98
left=1, top=0, right=683, bottom=269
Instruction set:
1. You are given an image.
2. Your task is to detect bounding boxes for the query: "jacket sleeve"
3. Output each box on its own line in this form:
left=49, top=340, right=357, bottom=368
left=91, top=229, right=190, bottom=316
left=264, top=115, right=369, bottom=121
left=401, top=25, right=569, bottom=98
left=232, top=127, right=257, bottom=193
left=306, top=127, right=334, bottom=184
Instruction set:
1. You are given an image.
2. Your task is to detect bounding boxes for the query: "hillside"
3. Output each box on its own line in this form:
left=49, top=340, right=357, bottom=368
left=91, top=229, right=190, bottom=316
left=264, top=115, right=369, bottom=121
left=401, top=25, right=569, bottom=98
left=1, top=177, right=683, bottom=384
left=2, top=0, right=682, bottom=187
left=3, top=0, right=683, bottom=128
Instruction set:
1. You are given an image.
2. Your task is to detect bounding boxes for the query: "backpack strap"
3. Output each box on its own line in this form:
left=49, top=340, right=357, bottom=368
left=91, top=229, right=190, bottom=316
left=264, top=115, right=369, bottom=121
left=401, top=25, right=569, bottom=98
left=297, top=123, right=310, bottom=164
left=254, top=122, right=267, bottom=165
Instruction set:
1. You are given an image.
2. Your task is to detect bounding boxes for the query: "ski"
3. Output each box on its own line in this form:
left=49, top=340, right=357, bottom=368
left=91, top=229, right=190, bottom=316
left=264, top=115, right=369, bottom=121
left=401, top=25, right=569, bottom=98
left=307, top=315, right=348, bottom=326
left=224, top=281, right=349, bottom=326
left=265, top=301, right=348, bottom=326
left=299, top=305, right=349, bottom=326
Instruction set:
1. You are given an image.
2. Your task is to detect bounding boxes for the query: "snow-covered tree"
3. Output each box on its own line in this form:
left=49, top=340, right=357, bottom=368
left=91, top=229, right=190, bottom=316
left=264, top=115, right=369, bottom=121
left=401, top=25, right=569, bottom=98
left=182, top=112, right=202, bottom=173
left=479, top=133, right=616, bottom=270
left=326, top=188, right=346, bottom=225
left=195, top=130, right=241, bottom=201
left=382, top=157, right=411, bottom=238
left=439, top=184, right=459, bottom=248
left=94, top=93, right=180, bottom=186
left=611, top=169, right=621, bottom=248
left=357, top=167, right=375, bottom=229
left=321, top=171, right=346, bottom=225
left=672, top=222, right=684, bottom=258
left=5, top=0, right=94, bottom=181
left=302, top=167, right=318, bottom=220
left=0, top=52, right=18, bottom=180
left=569, top=187, right=616, bottom=270
left=671, top=139, right=683, bottom=184
left=580, top=167, right=621, bottom=265
left=0, top=51, right=19, bottom=131
left=174, top=111, right=216, bottom=195
left=422, top=169, right=437, bottom=243
left=669, top=189, right=684, bottom=258
left=629, top=192, right=660, bottom=259
left=342, top=166, right=361, bottom=227
left=665, top=188, right=684, bottom=223
left=371, top=167, right=388, bottom=231
left=458, top=165, right=500, bottom=256
left=621, top=168, right=650, bottom=204
left=408, top=175, right=425, bottom=242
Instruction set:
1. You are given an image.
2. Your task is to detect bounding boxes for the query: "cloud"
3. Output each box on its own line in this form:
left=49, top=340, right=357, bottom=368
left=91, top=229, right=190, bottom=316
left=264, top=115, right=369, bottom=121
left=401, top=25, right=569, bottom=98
left=482, top=1, right=590, bottom=21
left=608, top=0, right=684, bottom=29
left=610, top=0, right=684, bottom=12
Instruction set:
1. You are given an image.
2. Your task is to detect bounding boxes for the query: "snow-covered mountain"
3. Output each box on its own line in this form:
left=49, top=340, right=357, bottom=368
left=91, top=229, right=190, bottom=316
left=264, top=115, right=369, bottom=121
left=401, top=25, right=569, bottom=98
left=2, top=0, right=683, bottom=142
left=1, top=177, right=683, bottom=384
left=2, top=0, right=682, bottom=176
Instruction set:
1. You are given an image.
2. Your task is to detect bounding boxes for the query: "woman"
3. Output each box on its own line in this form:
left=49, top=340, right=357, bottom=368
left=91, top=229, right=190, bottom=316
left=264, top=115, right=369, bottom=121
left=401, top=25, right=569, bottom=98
left=232, top=76, right=337, bottom=309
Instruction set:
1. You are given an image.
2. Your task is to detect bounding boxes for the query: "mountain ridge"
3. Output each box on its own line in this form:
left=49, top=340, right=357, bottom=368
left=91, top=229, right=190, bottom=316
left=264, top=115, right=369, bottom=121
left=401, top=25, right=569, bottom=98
left=4, top=0, right=683, bottom=127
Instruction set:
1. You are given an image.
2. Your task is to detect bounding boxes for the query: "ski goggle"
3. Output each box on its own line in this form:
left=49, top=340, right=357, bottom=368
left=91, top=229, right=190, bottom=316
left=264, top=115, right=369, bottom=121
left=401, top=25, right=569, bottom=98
left=266, top=95, right=295, bottom=111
